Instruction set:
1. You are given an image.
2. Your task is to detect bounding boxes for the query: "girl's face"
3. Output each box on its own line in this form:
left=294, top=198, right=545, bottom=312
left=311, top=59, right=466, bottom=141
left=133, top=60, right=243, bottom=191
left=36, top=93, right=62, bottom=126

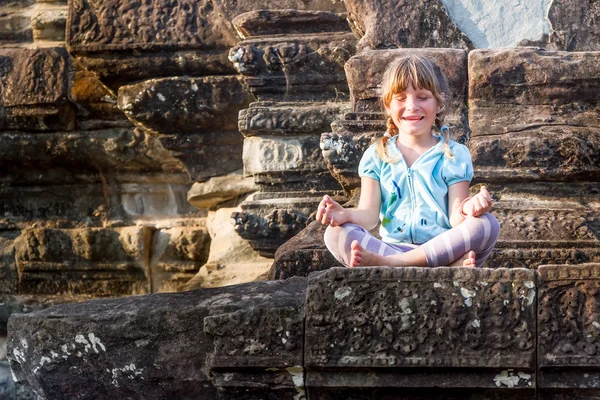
left=385, top=84, right=439, bottom=138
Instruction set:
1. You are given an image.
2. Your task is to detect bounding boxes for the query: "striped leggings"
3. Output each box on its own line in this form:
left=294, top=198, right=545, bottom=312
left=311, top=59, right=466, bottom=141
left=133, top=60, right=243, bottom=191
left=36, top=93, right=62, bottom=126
left=324, top=213, right=500, bottom=268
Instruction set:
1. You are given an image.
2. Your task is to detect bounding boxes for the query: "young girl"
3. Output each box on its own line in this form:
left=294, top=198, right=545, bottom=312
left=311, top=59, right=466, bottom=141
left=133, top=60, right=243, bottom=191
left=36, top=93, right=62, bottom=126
left=317, top=55, right=500, bottom=268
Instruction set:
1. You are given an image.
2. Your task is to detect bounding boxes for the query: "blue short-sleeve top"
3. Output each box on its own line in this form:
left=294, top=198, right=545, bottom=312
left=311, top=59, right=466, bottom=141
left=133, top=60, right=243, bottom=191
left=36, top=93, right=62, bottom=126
left=358, top=134, right=474, bottom=245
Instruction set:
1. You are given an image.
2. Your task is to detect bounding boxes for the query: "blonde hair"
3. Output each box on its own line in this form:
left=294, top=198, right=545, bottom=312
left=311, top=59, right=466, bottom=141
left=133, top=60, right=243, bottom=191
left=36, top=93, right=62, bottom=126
left=376, top=55, right=454, bottom=163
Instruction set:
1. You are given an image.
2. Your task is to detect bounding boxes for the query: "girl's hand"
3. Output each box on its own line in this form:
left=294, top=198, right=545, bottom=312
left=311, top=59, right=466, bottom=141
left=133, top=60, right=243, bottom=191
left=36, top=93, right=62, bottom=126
left=462, top=186, right=493, bottom=217
left=316, top=195, right=348, bottom=227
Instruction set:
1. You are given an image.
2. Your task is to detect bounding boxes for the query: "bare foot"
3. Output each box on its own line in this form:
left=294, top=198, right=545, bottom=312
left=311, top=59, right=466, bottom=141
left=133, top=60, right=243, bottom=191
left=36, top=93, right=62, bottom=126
left=449, top=251, right=476, bottom=267
left=349, top=240, right=387, bottom=267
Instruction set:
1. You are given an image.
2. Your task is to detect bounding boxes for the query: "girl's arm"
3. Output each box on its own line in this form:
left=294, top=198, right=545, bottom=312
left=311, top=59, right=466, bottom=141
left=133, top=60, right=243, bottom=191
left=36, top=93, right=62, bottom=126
left=448, top=182, right=493, bottom=227
left=317, top=177, right=382, bottom=229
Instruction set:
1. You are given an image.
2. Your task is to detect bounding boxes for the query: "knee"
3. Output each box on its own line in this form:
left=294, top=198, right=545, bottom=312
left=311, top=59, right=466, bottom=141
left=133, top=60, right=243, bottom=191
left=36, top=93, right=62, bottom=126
left=464, top=213, right=501, bottom=241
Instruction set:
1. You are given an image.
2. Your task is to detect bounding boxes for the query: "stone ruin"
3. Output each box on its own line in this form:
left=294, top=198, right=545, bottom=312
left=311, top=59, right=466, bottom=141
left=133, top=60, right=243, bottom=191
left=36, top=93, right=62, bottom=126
left=1, top=0, right=600, bottom=398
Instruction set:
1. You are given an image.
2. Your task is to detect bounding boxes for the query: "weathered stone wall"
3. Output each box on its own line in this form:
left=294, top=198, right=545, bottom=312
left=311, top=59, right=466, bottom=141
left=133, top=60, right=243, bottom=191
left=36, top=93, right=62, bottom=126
left=7, top=264, right=600, bottom=399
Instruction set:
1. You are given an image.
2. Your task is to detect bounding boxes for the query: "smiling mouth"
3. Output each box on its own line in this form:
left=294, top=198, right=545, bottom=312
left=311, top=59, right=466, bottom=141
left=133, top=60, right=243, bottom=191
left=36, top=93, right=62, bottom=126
left=403, top=116, right=424, bottom=121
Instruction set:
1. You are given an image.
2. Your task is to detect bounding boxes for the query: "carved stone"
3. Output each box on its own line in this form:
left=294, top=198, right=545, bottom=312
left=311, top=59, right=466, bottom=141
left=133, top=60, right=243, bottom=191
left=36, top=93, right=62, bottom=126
left=343, top=0, right=473, bottom=52
left=538, top=264, right=600, bottom=399
left=8, top=278, right=307, bottom=399
left=13, top=227, right=152, bottom=295
left=269, top=220, right=343, bottom=280
left=187, top=170, right=257, bottom=210
left=0, top=48, right=75, bottom=131
left=118, top=76, right=251, bottom=134
left=305, top=267, right=536, bottom=395
left=149, top=227, right=210, bottom=292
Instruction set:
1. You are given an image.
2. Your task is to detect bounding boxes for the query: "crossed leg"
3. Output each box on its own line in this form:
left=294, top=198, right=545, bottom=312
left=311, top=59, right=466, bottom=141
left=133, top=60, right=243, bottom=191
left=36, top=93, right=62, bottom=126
left=324, top=213, right=500, bottom=268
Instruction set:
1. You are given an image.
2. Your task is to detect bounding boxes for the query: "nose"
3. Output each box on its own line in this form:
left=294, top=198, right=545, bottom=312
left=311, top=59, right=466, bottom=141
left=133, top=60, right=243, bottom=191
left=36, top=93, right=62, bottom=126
left=405, top=98, right=419, bottom=111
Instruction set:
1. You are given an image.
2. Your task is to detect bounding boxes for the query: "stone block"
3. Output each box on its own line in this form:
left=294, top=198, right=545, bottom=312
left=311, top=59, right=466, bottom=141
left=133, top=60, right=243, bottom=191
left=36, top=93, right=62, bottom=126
left=469, top=48, right=600, bottom=181
left=238, top=102, right=350, bottom=136
left=232, top=10, right=349, bottom=38
left=270, top=220, right=343, bottom=279
left=0, top=231, right=18, bottom=294
left=187, top=171, right=257, bottom=210
left=31, top=5, right=67, bottom=42
left=229, top=33, right=355, bottom=102
left=67, top=0, right=238, bottom=54
left=7, top=278, right=307, bottom=399
left=0, top=9, right=33, bottom=44
left=119, top=181, right=200, bottom=219
left=345, top=48, right=468, bottom=128
left=75, top=51, right=236, bottom=91
left=543, top=0, right=600, bottom=51
left=118, top=75, right=251, bottom=135
left=0, top=47, right=75, bottom=131
left=149, top=227, right=210, bottom=293
left=13, top=227, right=152, bottom=295
left=213, top=0, right=346, bottom=24
left=538, top=264, right=600, bottom=396
left=343, top=0, right=472, bottom=52
left=306, top=267, right=536, bottom=391
left=158, top=130, right=243, bottom=182
left=243, top=135, right=329, bottom=176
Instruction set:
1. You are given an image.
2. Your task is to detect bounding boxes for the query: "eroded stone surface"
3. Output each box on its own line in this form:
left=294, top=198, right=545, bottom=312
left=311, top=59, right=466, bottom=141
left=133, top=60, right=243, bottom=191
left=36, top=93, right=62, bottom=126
left=0, top=47, right=75, bottom=131
left=187, top=170, right=257, bottom=210
left=233, top=10, right=348, bottom=38
left=8, top=278, right=307, bottom=399
left=13, top=227, right=152, bottom=295
left=118, top=76, right=252, bottom=135
left=343, top=0, right=473, bottom=52
left=469, top=49, right=600, bottom=182
left=306, top=267, right=536, bottom=371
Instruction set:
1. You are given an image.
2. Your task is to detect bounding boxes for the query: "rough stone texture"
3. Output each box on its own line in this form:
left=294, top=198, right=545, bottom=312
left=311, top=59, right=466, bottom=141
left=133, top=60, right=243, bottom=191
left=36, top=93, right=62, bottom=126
left=13, top=227, right=152, bottom=296
left=305, top=267, right=536, bottom=395
left=187, top=170, right=257, bottom=210
left=269, top=220, right=343, bottom=280
left=149, top=227, right=210, bottom=293
left=229, top=32, right=355, bottom=102
left=0, top=47, right=75, bottom=131
left=8, top=278, right=307, bottom=400
left=0, top=0, right=34, bottom=45
left=233, top=10, right=349, bottom=38
left=184, top=206, right=272, bottom=289
left=239, top=102, right=350, bottom=137
left=469, top=48, right=600, bottom=182
left=213, top=0, right=346, bottom=23
left=118, top=76, right=251, bottom=135
left=67, top=0, right=238, bottom=53
left=538, top=264, right=600, bottom=398
left=343, top=0, right=473, bottom=52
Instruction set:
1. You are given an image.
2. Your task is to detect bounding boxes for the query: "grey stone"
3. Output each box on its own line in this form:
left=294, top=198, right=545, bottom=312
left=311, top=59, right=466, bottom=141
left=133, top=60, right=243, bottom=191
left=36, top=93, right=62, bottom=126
left=343, top=0, right=473, bottom=52
left=538, top=264, right=600, bottom=395
left=118, top=76, right=252, bottom=135
left=187, top=170, right=257, bottom=210
left=67, top=0, right=238, bottom=53
left=306, top=267, right=536, bottom=389
left=239, top=102, right=350, bottom=136
left=232, top=10, right=349, bottom=38
left=0, top=47, right=75, bottom=131
left=7, top=278, right=307, bottom=399
left=213, top=0, right=346, bottom=23
left=13, top=227, right=152, bottom=296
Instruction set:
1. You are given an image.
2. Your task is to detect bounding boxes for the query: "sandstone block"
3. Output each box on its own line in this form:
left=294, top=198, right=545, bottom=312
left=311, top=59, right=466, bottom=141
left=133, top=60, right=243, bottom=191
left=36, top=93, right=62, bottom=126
left=306, top=267, right=536, bottom=389
left=8, top=278, right=307, bottom=399
left=187, top=170, right=257, bottom=210
left=343, top=0, right=472, bottom=52
left=158, top=130, right=243, bottom=182
left=239, top=102, right=350, bottom=136
left=243, top=135, right=328, bottom=176
left=0, top=9, right=33, bottom=44
left=232, top=10, right=349, bottom=38
left=118, top=76, right=251, bottom=135
left=31, top=6, right=67, bottom=42
left=538, top=264, right=600, bottom=397
left=0, top=232, right=19, bottom=295
left=345, top=48, right=468, bottom=128
left=0, top=47, right=75, bottom=131
left=149, top=227, right=210, bottom=293
left=212, top=0, right=346, bottom=24
left=544, top=0, right=600, bottom=51
left=67, top=0, right=238, bottom=54
left=75, top=51, right=236, bottom=91
left=229, top=33, right=355, bottom=102
left=13, top=227, right=152, bottom=295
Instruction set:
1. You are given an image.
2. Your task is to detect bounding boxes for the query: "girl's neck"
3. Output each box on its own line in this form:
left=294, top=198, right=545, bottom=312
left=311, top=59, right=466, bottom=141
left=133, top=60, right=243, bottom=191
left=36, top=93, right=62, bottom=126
left=396, top=131, right=439, bottom=154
